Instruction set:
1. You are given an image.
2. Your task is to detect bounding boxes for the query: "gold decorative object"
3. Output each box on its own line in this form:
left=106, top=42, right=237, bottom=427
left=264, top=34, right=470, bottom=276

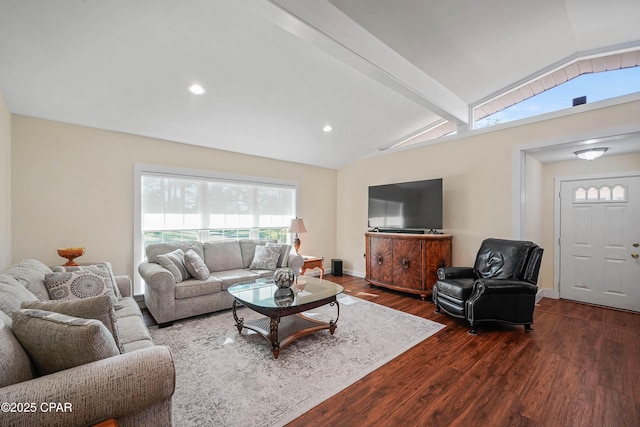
left=57, top=247, right=85, bottom=266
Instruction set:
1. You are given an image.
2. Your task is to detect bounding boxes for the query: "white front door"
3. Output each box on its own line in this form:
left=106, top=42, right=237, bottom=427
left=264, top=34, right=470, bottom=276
left=559, top=175, right=640, bottom=312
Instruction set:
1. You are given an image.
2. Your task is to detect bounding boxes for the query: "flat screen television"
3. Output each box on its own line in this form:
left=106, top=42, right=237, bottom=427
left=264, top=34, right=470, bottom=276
left=368, top=178, right=443, bottom=232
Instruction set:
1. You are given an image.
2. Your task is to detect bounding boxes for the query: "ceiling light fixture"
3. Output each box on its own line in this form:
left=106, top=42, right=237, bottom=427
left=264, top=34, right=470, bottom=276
left=188, top=84, right=206, bottom=95
left=574, top=147, right=608, bottom=160
left=323, top=125, right=333, bottom=133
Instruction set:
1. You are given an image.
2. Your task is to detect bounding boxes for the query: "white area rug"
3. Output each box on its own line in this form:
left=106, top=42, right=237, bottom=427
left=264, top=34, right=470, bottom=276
left=149, top=295, right=445, bottom=426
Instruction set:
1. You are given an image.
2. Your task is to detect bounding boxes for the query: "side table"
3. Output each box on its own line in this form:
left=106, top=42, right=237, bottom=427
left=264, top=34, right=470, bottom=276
left=301, top=256, right=324, bottom=279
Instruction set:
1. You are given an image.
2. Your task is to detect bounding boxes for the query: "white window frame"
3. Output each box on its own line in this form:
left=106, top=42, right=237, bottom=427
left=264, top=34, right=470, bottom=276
left=133, top=163, right=299, bottom=295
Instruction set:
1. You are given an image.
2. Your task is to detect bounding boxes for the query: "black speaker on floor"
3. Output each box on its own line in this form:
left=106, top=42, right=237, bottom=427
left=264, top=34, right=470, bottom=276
left=331, top=259, right=343, bottom=276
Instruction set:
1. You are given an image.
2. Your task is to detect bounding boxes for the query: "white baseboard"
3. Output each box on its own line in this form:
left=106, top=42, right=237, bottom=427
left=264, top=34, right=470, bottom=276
left=538, top=288, right=559, bottom=302
left=344, top=269, right=365, bottom=278
left=305, top=268, right=366, bottom=279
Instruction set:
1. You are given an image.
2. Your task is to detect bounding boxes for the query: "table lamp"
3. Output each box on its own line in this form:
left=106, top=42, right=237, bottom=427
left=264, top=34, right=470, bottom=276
left=289, top=218, right=307, bottom=254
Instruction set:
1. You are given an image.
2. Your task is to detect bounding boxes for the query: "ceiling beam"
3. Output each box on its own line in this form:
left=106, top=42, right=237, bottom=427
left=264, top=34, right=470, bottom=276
left=245, top=0, right=469, bottom=125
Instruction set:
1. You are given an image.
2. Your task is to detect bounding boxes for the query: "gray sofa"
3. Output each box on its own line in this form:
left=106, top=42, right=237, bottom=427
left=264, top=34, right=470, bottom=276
left=138, top=239, right=304, bottom=326
left=0, top=259, right=175, bottom=427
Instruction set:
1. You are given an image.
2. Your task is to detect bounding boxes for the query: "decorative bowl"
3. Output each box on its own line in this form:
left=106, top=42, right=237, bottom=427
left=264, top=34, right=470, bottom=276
left=57, top=247, right=85, bottom=266
left=296, top=279, right=307, bottom=291
left=273, top=267, right=295, bottom=289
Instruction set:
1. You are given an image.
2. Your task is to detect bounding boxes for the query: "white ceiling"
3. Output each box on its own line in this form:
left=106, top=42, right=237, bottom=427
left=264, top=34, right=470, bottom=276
left=1, top=0, right=640, bottom=169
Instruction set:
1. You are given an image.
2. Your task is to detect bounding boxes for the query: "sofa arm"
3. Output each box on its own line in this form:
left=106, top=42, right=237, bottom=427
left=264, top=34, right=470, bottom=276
left=138, top=262, right=176, bottom=294
left=287, top=251, right=304, bottom=276
left=437, top=267, right=474, bottom=280
left=0, top=346, right=175, bottom=427
left=115, top=275, right=133, bottom=298
left=138, top=262, right=177, bottom=325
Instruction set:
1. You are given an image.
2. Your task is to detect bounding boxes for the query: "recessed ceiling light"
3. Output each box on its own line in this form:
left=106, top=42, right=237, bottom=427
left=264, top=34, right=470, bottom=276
left=188, top=84, right=206, bottom=95
left=323, top=125, right=333, bottom=133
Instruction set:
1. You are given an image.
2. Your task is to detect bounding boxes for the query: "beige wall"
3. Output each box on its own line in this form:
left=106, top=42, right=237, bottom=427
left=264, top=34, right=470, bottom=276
left=8, top=99, right=640, bottom=294
left=525, top=154, right=544, bottom=245
left=540, top=152, right=640, bottom=293
left=336, top=99, right=640, bottom=292
left=11, top=115, right=337, bottom=286
left=0, top=92, right=10, bottom=267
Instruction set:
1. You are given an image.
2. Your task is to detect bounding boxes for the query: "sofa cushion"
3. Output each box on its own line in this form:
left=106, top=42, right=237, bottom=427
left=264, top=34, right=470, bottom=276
left=249, top=245, right=280, bottom=271
left=2, top=260, right=52, bottom=301
left=146, top=242, right=204, bottom=264
left=266, top=242, right=292, bottom=267
left=0, top=273, right=38, bottom=318
left=0, top=319, right=34, bottom=387
left=115, top=297, right=145, bottom=319
left=184, top=249, right=210, bottom=280
left=204, top=240, right=244, bottom=272
left=174, top=277, right=223, bottom=299
left=21, top=295, right=124, bottom=354
left=0, top=309, right=12, bottom=326
left=52, top=262, right=123, bottom=300
left=157, top=249, right=191, bottom=283
left=435, top=278, right=476, bottom=301
left=116, top=297, right=142, bottom=319
left=44, top=268, right=119, bottom=307
left=211, top=269, right=261, bottom=290
left=117, top=315, right=153, bottom=350
left=11, top=309, right=120, bottom=376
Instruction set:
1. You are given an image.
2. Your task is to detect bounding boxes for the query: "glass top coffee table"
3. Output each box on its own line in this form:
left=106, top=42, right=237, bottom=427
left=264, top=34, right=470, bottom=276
left=227, top=276, right=344, bottom=359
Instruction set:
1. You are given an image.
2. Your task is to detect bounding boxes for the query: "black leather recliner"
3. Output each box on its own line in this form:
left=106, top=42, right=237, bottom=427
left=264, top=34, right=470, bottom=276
left=433, top=238, right=543, bottom=335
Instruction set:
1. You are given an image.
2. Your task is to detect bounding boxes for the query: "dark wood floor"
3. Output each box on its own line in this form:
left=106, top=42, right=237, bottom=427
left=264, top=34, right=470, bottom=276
left=286, top=275, right=640, bottom=427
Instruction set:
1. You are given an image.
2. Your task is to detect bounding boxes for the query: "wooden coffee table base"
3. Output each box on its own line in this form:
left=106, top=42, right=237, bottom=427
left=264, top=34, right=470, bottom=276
left=232, top=300, right=339, bottom=359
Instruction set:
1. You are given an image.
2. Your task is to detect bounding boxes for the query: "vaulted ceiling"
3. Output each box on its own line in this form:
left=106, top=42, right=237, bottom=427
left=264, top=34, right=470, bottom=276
left=1, top=0, right=640, bottom=168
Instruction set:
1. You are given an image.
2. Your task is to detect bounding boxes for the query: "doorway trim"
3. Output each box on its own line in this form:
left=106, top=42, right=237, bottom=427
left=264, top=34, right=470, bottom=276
left=511, top=123, right=640, bottom=300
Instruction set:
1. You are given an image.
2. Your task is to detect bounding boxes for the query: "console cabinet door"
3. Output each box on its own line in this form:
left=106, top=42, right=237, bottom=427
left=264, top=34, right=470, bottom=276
left=423, top=240, right=452, bottom=292
left=365, top=232, right=452, bottom=300
left=368, top=236, right=392, bottom=284
left=392, top=239, right=423, bottom=290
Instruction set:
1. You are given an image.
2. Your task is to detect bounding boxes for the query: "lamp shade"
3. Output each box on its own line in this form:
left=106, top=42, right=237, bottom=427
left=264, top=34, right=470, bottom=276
left=289, top=218, right=307, bottom=234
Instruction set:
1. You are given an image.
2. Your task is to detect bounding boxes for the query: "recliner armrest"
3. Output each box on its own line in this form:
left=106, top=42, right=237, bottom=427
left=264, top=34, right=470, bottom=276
left=473, top=278, right=538, bottom=295
left=437, top=267, right=474, bottom=280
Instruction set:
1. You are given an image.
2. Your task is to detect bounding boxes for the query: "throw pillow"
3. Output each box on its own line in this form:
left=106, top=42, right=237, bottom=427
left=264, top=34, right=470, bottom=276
left=2, top=262, right=52, bottom=301
left=157, top=249, right=191, bottom=283
left=0, top=273, right=38, bottom=318
left=52, top=262, right=122, bottom=300
left=44, top=268, right=119, bottom=307
left=249, top=245, right=280, bottom=271
left=21, top=295, right=124, bottom=354
left=11, top=309, right=120, bottom=376
left=266, top=242, right=292, bottom=268
left=184, top=249, right=210, bottom=280
left=0, top=309, right=12, bottom=327
left=0, top=319, right=34, bottom=387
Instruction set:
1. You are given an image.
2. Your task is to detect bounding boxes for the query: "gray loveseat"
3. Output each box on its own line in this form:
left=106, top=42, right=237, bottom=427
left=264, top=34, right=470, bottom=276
left=138, top=239, right=303, bottom=326
left=0, top=259, right=175, bottom=427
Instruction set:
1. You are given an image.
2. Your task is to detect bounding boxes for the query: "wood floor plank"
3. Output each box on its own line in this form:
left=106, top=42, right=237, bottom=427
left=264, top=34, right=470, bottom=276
left=285, top=275, right=640, bottom=427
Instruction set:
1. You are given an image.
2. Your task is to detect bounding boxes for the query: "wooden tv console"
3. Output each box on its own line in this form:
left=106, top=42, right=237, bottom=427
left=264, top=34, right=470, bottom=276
left=365, top=232, right=452, bottom=300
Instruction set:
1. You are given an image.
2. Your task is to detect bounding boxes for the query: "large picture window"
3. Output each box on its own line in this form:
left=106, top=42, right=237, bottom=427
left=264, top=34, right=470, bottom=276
left=134, top=164, right=298, bottom=293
